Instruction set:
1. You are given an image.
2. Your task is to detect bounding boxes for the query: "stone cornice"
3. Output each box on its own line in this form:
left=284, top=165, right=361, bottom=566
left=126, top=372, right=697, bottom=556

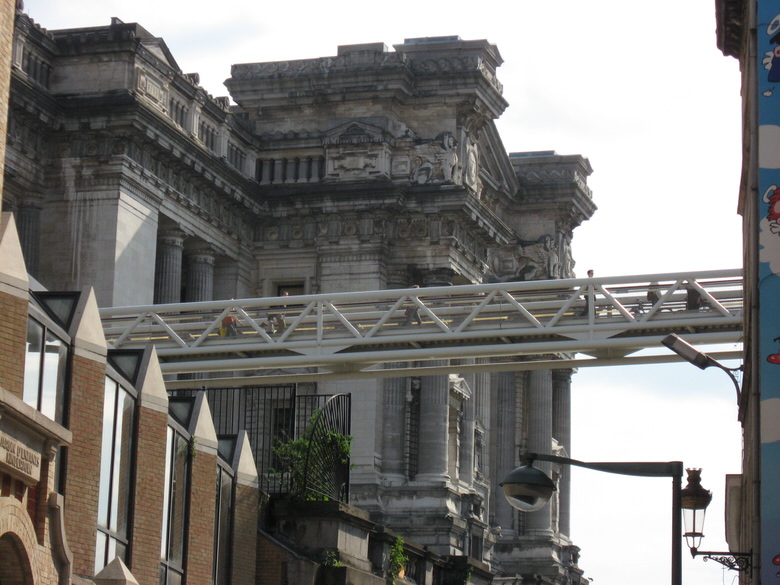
left=715, top=0, right=744, bottom=58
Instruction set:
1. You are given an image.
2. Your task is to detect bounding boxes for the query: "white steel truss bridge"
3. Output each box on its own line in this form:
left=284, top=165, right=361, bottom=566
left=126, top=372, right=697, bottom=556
left=99, top=269, right=743, bottom=388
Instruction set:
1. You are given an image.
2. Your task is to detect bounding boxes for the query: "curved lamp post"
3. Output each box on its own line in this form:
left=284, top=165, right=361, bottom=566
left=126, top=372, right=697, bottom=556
left=661, top=334, right=752, bottom=572
left=661, top=334, right=742, bottom=402
left=500, top=452, right=684, bottom=585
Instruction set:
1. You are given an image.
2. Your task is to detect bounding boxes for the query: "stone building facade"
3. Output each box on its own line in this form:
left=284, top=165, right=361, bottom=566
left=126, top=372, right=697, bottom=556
left=2, top=7, right=596, bottom=585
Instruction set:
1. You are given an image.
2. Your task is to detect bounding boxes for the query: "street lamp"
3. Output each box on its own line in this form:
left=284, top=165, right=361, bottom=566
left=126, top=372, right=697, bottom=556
left=661, top=333, right=742, bottom=402
left=661, top=334, right=752, bottom=572
left=500, top=452, right=684, bottom=585
left=677, top=455, right=752, bottom=572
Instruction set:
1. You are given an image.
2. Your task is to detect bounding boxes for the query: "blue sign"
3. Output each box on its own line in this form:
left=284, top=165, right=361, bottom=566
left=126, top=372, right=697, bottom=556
left=757, top=2, right=780, bottom=582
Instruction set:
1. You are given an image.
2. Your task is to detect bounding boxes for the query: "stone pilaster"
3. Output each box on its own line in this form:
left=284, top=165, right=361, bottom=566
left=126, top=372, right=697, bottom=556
left=381, top=370, right=407, bottom=479
left=184, top=247, right=215, bottom=302
left=492, top=371, right=516, bottom=531
left=15, top=198, right=42, bottom=278
left=154, top=229, right=185, bottom=304
left=458, top=371, right=476, bottom=486
left=416, top=364, right=449, bottom=481
left=525, top=369, right=553, bottom=534
left=553, top=369, right=573, bottom=538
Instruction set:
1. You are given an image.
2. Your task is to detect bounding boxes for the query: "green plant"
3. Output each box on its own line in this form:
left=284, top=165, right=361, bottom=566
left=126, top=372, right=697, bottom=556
left=388, top=536, right=408, bottom=583
left=323, top=430, right=353, bottom=465
left=270, top=411, right=353, bottom=501
left=270, top=431, right=310, bottom=497
left=322, top=550, right=344, bottom=567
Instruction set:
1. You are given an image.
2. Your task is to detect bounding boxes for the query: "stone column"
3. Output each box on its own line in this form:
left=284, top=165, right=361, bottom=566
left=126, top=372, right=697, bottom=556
left=381, top=370, right=407, bottom=479
left=185, top=247, right=215, bottom=302
left=298, top=157, right=310, bottom=183
left=154, top=229, right=185, bottom=304
left=416, top=364, right=449, bottom=481
left=16, top=197, right=42, bottom=277
left=492, top=371, right=517, bottom=531
left=458, top=372, right=475, bottom=486
left=553, top=369, right=573, bottom=538
left=414, top=271, right=454, bottom=482
left=273, top=159, right=284, bottom=184
left=525, top=369, right=553, bottom=534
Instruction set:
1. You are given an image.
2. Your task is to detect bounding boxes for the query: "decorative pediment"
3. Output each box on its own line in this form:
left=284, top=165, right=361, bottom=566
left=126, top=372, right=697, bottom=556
left=324, top=121, right=393, bottom=181
left=324, top=121, right=391, bottom=146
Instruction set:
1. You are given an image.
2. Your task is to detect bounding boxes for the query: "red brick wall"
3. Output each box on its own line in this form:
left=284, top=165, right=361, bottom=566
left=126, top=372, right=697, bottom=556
left=0, top=291, right=28, bottom=398
left=232, top=483, right=260, bottom=585
left=128, top=404, right=167, bottom=585
left=64, top=352, right=106, bottom=579
left=185, top=446, right=217, bottom=585
left=257, top=534, right=291, bottom=585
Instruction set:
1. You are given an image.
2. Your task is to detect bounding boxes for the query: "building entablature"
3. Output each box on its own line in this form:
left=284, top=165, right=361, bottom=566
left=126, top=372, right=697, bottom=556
left=227, top=37, right=508, bottom=122
left=510, top=152, right=596, bottom=226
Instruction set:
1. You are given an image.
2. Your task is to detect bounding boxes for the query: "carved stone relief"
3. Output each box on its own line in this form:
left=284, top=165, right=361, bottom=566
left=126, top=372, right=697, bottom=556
left=409, top=131, right=460, bottom=185
left=487, top=234, right=562, bottom=282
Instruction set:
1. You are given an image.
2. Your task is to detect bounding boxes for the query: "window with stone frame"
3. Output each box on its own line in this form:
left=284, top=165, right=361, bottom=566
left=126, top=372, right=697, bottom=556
left=95, top=374, right=137, bottom=573
left=213, top=442, right=235, bottom=585
left=160, top=422, right=191, bottom=585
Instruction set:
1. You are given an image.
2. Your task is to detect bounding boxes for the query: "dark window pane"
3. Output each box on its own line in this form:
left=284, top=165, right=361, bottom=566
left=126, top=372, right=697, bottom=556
left=169, top=433, right=189, bottom=565
left=115, top=389, right=135, bottom=533
left=215, top=469, right=233, bottom=585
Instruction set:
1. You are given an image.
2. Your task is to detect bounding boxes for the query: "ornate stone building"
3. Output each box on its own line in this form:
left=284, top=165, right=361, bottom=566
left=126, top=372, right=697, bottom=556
left=2, top=8, right=596, bottom=585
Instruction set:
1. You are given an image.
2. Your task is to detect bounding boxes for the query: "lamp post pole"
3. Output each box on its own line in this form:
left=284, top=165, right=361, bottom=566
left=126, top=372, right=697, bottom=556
left=504, top=453, right=684, bottom=585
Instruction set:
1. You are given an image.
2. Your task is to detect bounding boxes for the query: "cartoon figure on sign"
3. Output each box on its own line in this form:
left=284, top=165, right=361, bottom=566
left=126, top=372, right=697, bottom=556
left=768, top=336, right=780, bottom=365
left=764, top=185, right=780, bottom=235
left=763, top=14, right=780, bottom=95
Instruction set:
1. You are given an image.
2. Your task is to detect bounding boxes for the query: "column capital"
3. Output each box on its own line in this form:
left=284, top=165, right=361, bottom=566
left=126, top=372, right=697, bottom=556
left=186, top=246, right=216, bottom=266
left=157, top=228, right=186, bottom=248
left=421, top=267, right=455, bottom=287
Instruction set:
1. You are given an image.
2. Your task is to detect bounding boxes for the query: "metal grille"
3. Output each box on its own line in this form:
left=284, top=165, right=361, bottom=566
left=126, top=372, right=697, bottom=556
left=169, top=386, right=350, bottom=498
left=301, top=394, right=352, bottom=502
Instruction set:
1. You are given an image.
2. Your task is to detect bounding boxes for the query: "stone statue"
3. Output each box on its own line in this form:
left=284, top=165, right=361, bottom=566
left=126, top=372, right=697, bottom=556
left=409, top=131, right=460, bottom=185
left=515, top=235, right=559, bottom=280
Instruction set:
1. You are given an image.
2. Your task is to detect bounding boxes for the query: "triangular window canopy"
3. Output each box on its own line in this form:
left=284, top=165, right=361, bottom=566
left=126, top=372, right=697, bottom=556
left=107, top=350, right=144, bottom=386
left=31, top=291, right=81, bottom=330
left=217, top=435, right=237, bottom=464
left=169, top=396, right=195, bottom=428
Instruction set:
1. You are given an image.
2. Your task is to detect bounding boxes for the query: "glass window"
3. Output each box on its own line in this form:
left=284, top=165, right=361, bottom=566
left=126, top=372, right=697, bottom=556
left=95, top=377, right=136, bottom=573
left=214, top=465, right=234, bottom=585
left=160, top=425, right=190, bottom=585
left=24, top=317, right=68, bottom=424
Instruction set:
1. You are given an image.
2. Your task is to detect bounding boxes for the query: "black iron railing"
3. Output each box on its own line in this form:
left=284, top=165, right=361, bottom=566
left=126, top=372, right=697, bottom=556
left=170, top=386, right=351, bottom=499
